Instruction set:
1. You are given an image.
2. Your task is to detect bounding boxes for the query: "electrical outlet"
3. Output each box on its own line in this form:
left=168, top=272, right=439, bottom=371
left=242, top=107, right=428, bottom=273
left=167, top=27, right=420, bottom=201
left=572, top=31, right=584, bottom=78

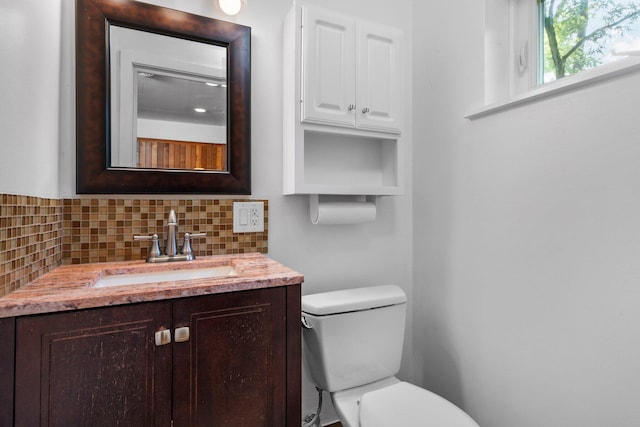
left=233, top=202, right=264, bottom=233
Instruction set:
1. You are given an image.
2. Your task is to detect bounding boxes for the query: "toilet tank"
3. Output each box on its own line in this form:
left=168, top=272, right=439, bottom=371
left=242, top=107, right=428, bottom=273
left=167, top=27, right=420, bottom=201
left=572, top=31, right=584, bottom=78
left=301, top=285, right=407, bottom=392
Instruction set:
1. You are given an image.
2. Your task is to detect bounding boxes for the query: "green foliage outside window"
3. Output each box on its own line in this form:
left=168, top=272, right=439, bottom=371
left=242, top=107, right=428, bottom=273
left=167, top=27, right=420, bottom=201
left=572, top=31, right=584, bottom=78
left=540, top=0, right=640, bottom=82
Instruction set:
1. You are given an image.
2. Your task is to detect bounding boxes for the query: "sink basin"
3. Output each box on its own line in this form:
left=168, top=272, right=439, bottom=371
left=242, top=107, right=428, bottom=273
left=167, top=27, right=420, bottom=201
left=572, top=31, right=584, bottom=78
left=93, top=265, right=239, bottom=288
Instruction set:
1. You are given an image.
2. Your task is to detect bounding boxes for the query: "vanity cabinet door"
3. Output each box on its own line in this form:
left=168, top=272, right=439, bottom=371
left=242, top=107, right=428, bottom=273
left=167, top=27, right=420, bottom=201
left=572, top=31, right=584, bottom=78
left=14, top=302, right=173, bottom=427
left=172, top=288, right=287, bottom=427
left=0, top=317, right=15, bottom=427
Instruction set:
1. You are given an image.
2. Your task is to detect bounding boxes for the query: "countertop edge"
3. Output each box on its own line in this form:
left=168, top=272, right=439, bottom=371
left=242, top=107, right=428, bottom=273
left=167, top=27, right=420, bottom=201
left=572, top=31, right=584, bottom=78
left=0, top=253, right=304, bottom=319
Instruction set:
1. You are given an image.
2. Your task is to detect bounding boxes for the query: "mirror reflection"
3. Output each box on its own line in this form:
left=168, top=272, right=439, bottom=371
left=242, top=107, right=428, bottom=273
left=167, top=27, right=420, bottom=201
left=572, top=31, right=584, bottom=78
left=109, top=25, right=228, bottom=171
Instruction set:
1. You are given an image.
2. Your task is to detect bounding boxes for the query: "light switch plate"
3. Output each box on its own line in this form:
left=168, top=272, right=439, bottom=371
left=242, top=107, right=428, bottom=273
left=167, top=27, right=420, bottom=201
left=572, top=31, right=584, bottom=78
left=233, top=201, right=264, bottom=233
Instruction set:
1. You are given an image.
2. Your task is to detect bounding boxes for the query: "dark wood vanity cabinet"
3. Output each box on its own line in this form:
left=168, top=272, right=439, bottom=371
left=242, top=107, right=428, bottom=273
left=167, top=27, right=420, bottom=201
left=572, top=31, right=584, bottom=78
left=8, top=286, right=301, bottom=427
left=171, top=289, right=289, bottom=426
left=14, top=301, right=173, bottom=426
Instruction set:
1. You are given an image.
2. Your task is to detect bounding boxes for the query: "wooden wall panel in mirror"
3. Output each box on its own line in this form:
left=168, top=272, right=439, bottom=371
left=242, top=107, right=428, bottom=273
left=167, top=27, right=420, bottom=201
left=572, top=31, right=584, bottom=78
left=76, top=0, right=251, bottom=194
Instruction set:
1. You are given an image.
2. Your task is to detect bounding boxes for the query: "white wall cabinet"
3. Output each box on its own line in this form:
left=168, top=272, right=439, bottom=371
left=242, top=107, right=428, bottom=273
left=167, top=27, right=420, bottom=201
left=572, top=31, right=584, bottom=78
left=283, top=2, right=404, bottom=196
left=301, top=7, right=356, bottom=129
left=301, top=6, right=402, bottom=134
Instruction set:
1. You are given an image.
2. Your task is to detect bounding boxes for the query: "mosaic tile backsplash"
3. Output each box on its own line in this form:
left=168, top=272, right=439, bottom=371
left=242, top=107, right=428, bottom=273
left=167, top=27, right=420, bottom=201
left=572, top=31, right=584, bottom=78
left=1, top=195, right=269, bottom=297
left=0, top=195, right=63, bottom=297
left=62, top=199, right=268, bottom=264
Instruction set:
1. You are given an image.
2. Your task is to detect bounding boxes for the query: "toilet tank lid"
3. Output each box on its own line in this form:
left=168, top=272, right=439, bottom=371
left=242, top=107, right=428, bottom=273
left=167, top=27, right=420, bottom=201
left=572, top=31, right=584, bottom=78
left=302, top=285, right=407, bottom=316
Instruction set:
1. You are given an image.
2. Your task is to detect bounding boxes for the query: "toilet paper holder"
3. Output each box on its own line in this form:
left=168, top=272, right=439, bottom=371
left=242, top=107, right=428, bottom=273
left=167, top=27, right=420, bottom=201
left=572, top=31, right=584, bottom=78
left=309, top=195, right=377, bottom=225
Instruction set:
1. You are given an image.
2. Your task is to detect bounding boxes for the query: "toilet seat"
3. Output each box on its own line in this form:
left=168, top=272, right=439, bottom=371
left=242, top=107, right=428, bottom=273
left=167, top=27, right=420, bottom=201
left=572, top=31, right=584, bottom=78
left=359, top=382, right=479, bottom=427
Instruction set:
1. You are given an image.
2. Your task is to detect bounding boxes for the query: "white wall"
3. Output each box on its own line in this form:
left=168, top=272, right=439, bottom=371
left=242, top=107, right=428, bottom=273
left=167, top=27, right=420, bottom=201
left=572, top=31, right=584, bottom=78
left=413, top=1, right=640, bottom=426
left=0, top=0, right=61, bottom=198
left=137, top=119, right=226, bottom=144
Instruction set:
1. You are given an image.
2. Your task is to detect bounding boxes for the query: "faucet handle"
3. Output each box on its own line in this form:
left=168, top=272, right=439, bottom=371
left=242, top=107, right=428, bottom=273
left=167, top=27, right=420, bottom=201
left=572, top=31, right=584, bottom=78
left=181, top=232, right=206, bottom=257
left=134, top=234, right=162, bottom=258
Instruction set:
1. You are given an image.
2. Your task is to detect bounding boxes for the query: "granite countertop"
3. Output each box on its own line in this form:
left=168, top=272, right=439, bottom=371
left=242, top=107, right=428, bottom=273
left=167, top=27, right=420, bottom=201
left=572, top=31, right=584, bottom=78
left=0, top=253, right=304, bottom=318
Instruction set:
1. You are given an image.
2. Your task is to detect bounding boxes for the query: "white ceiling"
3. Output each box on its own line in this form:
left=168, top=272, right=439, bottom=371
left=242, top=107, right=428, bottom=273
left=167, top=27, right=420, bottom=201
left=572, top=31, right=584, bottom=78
left=137, top=73, right=227, bottom=126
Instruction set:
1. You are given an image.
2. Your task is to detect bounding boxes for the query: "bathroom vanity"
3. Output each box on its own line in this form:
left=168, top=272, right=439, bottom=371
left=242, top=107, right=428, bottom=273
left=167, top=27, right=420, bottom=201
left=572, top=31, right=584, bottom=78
left=0, top=253, right=303, bottom=427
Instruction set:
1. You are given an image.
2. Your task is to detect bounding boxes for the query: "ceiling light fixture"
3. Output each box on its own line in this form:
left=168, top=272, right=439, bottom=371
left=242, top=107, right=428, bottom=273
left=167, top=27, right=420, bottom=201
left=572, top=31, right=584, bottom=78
left=194, top=107, right=207, bottom=113
left=219, top=0, right=243, bottom=16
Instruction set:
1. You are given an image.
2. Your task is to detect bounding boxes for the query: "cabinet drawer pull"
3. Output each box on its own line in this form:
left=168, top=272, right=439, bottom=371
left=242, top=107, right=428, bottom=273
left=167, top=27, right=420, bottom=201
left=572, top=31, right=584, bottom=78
left=155, top=329, right=171, bottom=346
left=174, top=326, right=190, bottom=343
left=362, top=107, right=370, bottom=114
left=347, top=104, right=356, bottom=111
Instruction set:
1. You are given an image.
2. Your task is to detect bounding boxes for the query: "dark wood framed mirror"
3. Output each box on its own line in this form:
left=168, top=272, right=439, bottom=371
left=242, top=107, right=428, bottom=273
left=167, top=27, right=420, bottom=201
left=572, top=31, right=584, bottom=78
left=76, top=0, right=251, bottom=194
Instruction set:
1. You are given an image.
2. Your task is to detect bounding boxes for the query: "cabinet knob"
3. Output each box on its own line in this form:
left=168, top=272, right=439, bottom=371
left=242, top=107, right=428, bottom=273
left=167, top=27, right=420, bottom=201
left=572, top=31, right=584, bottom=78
left=174, top=326, right=190, bottom=343
left=347, top=104, right=356, bottom=111
left=155, top=329, right=171, bottom=346
left=362, top=107, right=370, bottom=114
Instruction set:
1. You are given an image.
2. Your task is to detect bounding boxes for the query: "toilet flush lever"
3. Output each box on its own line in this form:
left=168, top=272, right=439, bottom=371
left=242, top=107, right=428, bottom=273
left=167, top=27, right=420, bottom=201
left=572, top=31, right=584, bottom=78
left=301, top=316, right=313, bottom=329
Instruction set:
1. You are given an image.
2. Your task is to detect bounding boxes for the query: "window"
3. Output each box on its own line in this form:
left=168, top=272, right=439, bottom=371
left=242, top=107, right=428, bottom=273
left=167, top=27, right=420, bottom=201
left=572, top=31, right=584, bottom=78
left=539, top=0, right=640, bottom=84
left=474, top=0, right=640, bottom=116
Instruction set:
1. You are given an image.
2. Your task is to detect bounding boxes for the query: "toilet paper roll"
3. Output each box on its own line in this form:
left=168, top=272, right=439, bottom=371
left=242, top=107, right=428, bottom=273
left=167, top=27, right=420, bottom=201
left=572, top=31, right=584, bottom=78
left=310, top=196, right=376, bottom=225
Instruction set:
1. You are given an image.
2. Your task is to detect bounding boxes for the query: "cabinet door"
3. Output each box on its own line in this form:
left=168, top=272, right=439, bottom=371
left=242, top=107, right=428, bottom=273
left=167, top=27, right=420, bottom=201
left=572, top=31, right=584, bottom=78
left=356, top=22, right=402, bottom=133
left=301, top=5, right=356, bottom=127
left=14, top=302, right=172, bottom=427
left=0, top=317, right=15, bottom=427
left=172, top=288, right=287, bottom=427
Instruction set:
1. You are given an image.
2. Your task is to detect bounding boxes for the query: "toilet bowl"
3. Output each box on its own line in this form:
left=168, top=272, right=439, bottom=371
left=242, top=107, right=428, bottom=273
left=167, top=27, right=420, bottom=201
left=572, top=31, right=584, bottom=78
left=301, top=285, right=479, bottom=427
left=358, top=381, right=478, bottom=426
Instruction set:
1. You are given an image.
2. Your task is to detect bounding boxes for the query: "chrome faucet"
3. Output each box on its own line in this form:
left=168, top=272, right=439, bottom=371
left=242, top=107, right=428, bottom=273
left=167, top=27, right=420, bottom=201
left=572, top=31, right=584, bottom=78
left=134, top=209, right=206, bottom=263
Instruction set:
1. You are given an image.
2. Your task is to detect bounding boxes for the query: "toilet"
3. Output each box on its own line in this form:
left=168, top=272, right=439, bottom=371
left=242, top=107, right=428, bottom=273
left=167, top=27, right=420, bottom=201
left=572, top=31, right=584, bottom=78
left=301, top=285, right=479, bottom=427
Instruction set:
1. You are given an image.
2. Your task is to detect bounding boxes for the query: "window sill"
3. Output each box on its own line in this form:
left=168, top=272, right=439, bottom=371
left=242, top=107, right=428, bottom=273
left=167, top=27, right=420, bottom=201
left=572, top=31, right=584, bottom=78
left=465, top=57, right=640, bottom=120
